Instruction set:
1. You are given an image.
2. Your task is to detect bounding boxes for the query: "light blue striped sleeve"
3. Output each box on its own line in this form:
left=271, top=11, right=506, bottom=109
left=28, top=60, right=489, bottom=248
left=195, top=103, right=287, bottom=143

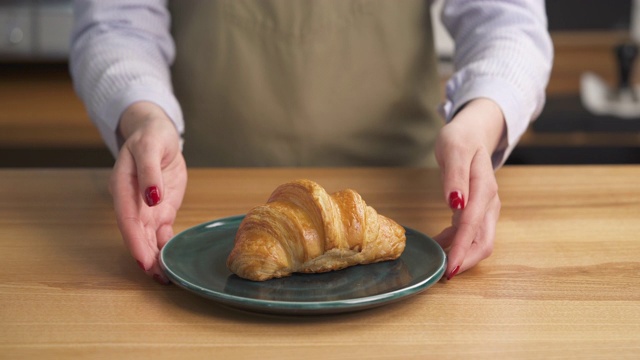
left=439, top=0, right=554, bottom=167
left=69, top=0, right=184, bottom=156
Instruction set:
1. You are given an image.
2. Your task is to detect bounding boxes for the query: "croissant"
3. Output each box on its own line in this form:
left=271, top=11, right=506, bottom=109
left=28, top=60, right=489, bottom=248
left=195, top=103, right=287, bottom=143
left=227, top=179, right=406, bottom=281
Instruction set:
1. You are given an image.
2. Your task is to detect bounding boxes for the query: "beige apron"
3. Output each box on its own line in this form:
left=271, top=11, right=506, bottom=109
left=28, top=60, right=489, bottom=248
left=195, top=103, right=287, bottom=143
left=169, top=0, right=441, bottom=167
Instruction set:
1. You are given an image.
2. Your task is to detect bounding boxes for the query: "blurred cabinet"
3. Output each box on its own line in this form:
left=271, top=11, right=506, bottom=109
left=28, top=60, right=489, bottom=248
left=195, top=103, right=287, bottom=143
left=0, top=1, right=111, bottom=167
left=511, top=31, right=640, bottom=164
left=0, top=0, right=72, bottom=61
left=0, top=63, right=112, bottom=167
left=505, top=1, right=640, bottom=163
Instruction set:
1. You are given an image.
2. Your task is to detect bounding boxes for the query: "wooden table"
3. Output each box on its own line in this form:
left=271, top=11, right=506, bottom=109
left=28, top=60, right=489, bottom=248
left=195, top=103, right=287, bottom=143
left=1, top=166, right=639, bottom=358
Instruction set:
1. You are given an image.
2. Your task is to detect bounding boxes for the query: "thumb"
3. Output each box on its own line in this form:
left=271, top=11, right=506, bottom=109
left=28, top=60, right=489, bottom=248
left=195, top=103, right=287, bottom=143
left=118, top=102, right=175, bottom=207
left=135, top=149, right=164, bottom=207
left=110, top=148, right=158, bottom=273
left=439, top=149, right=470, bottom=212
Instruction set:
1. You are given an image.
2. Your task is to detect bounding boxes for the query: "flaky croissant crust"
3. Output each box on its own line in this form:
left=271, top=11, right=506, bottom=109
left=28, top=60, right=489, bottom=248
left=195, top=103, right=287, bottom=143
left=226, top=179, right=406, bottom=281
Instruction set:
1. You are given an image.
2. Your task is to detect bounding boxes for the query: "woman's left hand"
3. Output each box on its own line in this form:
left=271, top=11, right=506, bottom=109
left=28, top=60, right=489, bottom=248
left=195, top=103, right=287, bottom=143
left=434, top=98, right=505, bottom=280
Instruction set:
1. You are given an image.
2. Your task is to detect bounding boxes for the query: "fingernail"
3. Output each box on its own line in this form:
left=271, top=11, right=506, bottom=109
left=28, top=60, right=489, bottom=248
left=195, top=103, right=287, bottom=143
left=447, top=265, right=460, bottom=281
left=136, top=260, right=147, bottom=271
left=448, top=191, right=465, bottom=210
left=153, top=274, right=171, bottom=285
left=145, top=186, right=161, bottom=206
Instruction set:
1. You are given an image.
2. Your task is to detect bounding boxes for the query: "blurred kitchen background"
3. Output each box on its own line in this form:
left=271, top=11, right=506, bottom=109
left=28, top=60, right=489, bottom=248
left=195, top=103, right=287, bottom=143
left=1, top=0, right=639, bottom=167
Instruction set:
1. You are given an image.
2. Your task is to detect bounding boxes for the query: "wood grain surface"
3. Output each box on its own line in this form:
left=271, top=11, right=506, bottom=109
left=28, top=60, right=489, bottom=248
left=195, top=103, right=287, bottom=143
left=0, top=166, right=639, bottom=359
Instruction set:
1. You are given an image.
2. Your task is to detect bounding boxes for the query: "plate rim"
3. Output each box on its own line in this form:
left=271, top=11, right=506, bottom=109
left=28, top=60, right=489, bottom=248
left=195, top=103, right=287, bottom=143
left=160, top=215, right=446, bottom=314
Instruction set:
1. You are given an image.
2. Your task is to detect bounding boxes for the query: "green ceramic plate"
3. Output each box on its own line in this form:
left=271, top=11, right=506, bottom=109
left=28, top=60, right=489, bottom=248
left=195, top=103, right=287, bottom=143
left=160, top=215, right=446, bottom=315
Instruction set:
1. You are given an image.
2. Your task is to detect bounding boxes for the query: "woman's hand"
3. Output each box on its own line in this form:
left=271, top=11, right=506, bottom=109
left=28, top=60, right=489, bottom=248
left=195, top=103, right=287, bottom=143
left=434, top=98, right=505, bottom=280
left=110, top=101, right=187, bottom=284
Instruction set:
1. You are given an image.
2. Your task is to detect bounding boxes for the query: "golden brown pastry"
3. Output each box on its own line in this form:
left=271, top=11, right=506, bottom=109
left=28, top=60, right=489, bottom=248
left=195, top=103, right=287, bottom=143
left=227, top=179, right=406, bottom=281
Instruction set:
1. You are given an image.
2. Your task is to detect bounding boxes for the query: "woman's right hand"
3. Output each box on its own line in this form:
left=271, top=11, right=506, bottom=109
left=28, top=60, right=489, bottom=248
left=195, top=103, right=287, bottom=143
left=110, top=101, right=187, bottom=284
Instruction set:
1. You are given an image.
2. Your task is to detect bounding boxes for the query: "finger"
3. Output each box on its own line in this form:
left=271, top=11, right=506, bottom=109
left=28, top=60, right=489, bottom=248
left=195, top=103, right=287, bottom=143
left=156, top=222, right=175, bottom=250
left=145, top=216, right=175, bottom=285
left=127, top=136, right=164, bottom=207
left=458, top=193, right=500, bottom=273
left=110, top=149, right=157, bottom=272
left=433, top=211, right=460, bottom=251
left=149, top=260, right=171, bottom=285
left=446, top=150, right=498, bottom=279
left=433, top=226, right=457, bottom=251
left=150, top=204, right=177, bottom=285
left=439, top=143, right=471, bottom=212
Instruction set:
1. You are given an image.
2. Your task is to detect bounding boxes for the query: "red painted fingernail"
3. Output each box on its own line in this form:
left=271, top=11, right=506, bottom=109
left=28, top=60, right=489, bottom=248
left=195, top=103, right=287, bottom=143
left=153, top=274, right=170, bottom=285
left=136, top=260, right=147, bottom=271
left=448, top=191, right=465, bottom=210
left=447, top=265, right=460, bottom=281
left=145, top=186, right=161, bottom=206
